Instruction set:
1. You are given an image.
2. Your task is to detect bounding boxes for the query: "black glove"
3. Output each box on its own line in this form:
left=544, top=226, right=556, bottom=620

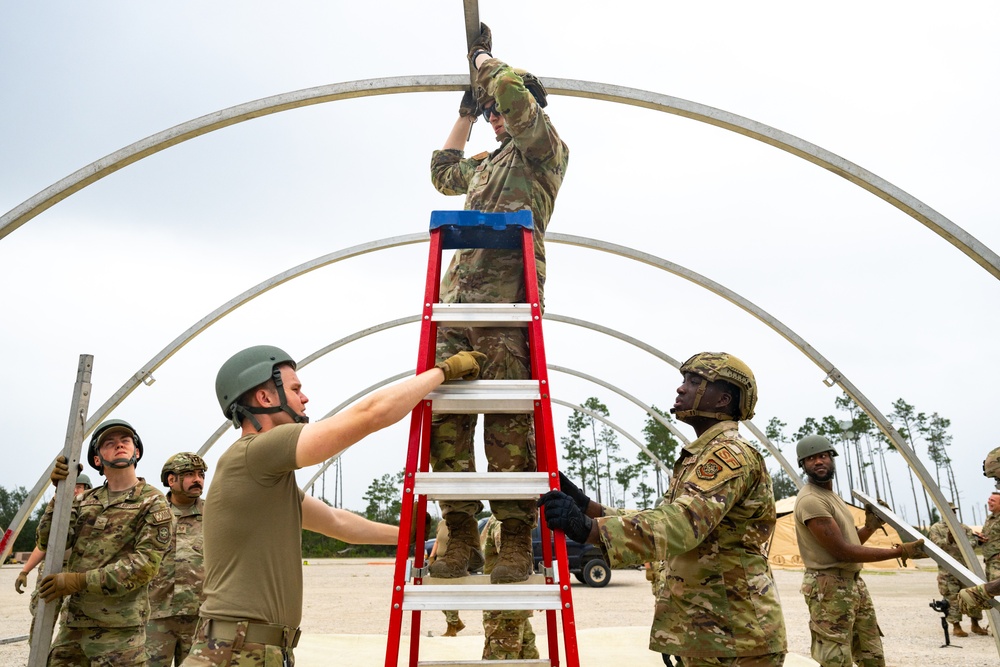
left=539, top=490, right=593, bottom=544
left=458, top=89, right=479, bottom=119
left=559, top=472, right=591, bottom=512
left=468, top=22, right=492, bottom=63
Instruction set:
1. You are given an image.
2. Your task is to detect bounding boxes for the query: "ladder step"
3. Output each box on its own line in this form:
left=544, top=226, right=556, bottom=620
left=418, top=661, right=550, bottom=667
left=414, top=573, right=549, bottom=586
left=413, top=472, right=551, bottom=500
left=431, top=303, right=534, bottom=327
left=402, top=584, right=562, bottom=611
left=427, top=380, right=541, bottom=414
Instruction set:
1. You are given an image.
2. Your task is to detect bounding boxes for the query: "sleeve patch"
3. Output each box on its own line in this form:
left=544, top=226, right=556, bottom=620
left=696, top=459, right=724, bottom=481
left=714, top=447, right=743, bottom=470
left=471, top=151, right=490, bottom=161
left=151, top=509, right=173, bottom=525
left=156, top=526, right=171, bottom=545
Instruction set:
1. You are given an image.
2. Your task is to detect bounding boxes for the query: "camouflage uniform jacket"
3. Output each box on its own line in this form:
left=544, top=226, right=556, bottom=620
left=928, top=519, right=978, bottom=564
left=597, top=421, right=786, bottom=658
left=982, top=512, right=1000, bottom=574
left=147, top=497, right=205, bottom=619
left=430, top=58, right=569, bottom=308
left=37, top=478, right=173, bottom=627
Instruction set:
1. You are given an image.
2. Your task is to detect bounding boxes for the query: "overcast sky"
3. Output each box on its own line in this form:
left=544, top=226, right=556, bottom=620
left=2, top=2, right=998, bottom=528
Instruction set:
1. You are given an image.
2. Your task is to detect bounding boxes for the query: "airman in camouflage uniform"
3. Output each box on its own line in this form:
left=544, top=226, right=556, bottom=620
left=480, top=515, right=538, bottom=659
left=146, top=453, right=209, bottom=666
left=928, top=511, right=987, bottom=636
left=982, top=491, right=1000, bottom=581
left=38, top=420, right=173, bottom=667
left=794, top=434, right=927, bottom=667
left=541, top=353, right=787, bottom=666
left=428, top=23, right=569, bottom=584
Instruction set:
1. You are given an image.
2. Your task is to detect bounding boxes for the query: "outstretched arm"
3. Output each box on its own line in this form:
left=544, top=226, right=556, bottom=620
left=301, top=494, right=398, bottom=544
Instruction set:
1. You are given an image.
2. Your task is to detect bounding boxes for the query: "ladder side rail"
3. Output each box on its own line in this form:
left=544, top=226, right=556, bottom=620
left=386, top=227, right=446, bottom=667
left=385, top=404, right=426, bottom=667
left=519, top=225, right=577, bottom=667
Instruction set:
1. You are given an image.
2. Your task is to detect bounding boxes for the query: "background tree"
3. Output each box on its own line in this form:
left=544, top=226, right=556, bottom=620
left=363, top=470, right=404, bottom=526
left=0, top=486, right=44, bottom=554
left=561, top=398, right=608, bottom=503
left=888, top=398, right=931, bottom=527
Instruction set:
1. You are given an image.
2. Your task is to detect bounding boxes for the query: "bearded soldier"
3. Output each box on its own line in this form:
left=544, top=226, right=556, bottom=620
left=793, top=434, right=928, bottom=666
left=541, top=352, right=787, bottom=666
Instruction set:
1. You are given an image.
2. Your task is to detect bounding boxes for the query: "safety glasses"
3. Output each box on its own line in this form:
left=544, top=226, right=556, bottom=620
left=481, top=104, right=502, bottom=121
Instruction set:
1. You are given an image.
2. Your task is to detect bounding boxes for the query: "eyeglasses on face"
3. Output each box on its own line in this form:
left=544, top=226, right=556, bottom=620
left=481, top=104, right=502, bottom=121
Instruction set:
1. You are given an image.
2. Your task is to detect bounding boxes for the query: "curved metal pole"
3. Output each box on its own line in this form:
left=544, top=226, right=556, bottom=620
left=2, top=76, right=996, bottom=282
left=546, top=234, right=980, bottom=575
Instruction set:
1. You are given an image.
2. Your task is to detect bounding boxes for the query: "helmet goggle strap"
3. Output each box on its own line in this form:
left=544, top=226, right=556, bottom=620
left=672, top=375, right=736, bottom=422
left=229, top=366, right=309, bottom=431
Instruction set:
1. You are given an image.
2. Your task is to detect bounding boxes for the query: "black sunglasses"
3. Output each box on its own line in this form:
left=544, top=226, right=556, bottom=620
left=481, top=104, right=502, bottom=121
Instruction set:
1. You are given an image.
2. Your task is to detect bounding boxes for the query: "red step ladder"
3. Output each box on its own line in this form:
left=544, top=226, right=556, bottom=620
left=384, top=210, right=580, bottom=667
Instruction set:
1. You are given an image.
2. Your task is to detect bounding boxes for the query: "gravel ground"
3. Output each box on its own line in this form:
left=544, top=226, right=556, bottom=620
left=2, top=560, right=997, bottom=666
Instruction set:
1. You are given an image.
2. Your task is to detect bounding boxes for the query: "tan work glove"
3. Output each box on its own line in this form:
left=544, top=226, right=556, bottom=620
left=896, top=539, right=929, bottom=566
left=467, top=22, right=492, bottom=63
left=39, top=572, right=87, bottom=602
left=863, top=504, right=886, bottom=532
left=50, top=455, right=82, bottom=488
left=436, top=351, right=487, bottom=381
left=14, top=571, right=28, bottom=594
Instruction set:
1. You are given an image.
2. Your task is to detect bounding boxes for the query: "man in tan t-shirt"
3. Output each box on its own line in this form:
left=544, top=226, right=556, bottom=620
left=793, top=435, right=927, bottom=667
left=181, top=344, right=484, bottom=667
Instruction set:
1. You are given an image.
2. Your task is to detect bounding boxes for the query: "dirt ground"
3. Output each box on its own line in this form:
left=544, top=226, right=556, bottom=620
left=2, top=560, right=997, bottom=666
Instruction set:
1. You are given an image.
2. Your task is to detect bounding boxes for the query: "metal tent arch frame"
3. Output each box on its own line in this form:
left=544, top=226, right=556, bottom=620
left=0, top=75, right=986, bottom=590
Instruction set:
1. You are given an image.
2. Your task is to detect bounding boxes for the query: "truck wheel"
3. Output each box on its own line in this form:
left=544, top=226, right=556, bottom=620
left=582, top=559, right=610, bottom=588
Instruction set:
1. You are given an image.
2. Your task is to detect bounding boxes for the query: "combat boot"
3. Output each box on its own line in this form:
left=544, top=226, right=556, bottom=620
left=442, top=619, right=465, bottom=637
left=953, top=622, right=968, bottom=637
left=428, top=514, right=484, bottom=578
left=491, top=518, right=534, bottom=584
left=971, top=619, right=988, bottom=635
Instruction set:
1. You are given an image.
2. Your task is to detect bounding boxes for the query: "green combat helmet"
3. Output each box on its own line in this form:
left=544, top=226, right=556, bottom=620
left=161, top=452, right=208, bottom=486
left=672, top=352, right=757, bottom=422
left=215, top=345, right=307, bottom=431
left=87, top=419, right=143, bottom=476
left=76, top=474, right=93, bottom=490
left=796, top=434, right=838, bottom=467
left=984, top=446, right=1000, bottom=488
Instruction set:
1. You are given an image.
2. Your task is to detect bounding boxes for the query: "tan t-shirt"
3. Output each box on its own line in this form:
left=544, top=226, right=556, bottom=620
left=793, top=483, right=862, bottom=572
left=200, top=423, right=306, bottom=628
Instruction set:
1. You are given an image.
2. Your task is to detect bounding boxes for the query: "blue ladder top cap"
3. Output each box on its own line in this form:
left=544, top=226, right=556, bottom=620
left=429, top=210, right=534, bottom=250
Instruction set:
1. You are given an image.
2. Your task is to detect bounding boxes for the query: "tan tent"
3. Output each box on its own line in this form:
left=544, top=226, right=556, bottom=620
left=769, top=494, right=917, bottom=570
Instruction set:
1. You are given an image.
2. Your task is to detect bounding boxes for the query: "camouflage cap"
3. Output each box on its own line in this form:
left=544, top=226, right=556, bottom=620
left=161, top=452, right=208, bottom=486
left=678, top=352, right=757, bottom=420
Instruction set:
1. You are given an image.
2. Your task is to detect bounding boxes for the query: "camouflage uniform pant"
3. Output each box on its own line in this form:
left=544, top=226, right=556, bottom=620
left=432, top=326, right=537, bottom=523
left=986, top=556, right=1000, bottom=582
left=179, top=619, right=293, bottom=667
left=48, top=623, right=148, bottom=666
left=937, top=570, right=982, bottom=623
left=443, top=610, right=462, bottom=625
left=482, top=610, right=538, bottom=660
left=147, top=614, right=200, bottom=666
left=672, top=654, right=785, bottom=667
left=801, top=570, right=884, bottom=667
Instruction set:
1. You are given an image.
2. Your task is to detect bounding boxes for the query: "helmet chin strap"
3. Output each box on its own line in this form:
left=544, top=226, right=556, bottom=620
left=97, top=452, right=139, bottom=471
left=231, top=366, right=309, bottom=432
left=670, top=376, right=734, bottom=422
